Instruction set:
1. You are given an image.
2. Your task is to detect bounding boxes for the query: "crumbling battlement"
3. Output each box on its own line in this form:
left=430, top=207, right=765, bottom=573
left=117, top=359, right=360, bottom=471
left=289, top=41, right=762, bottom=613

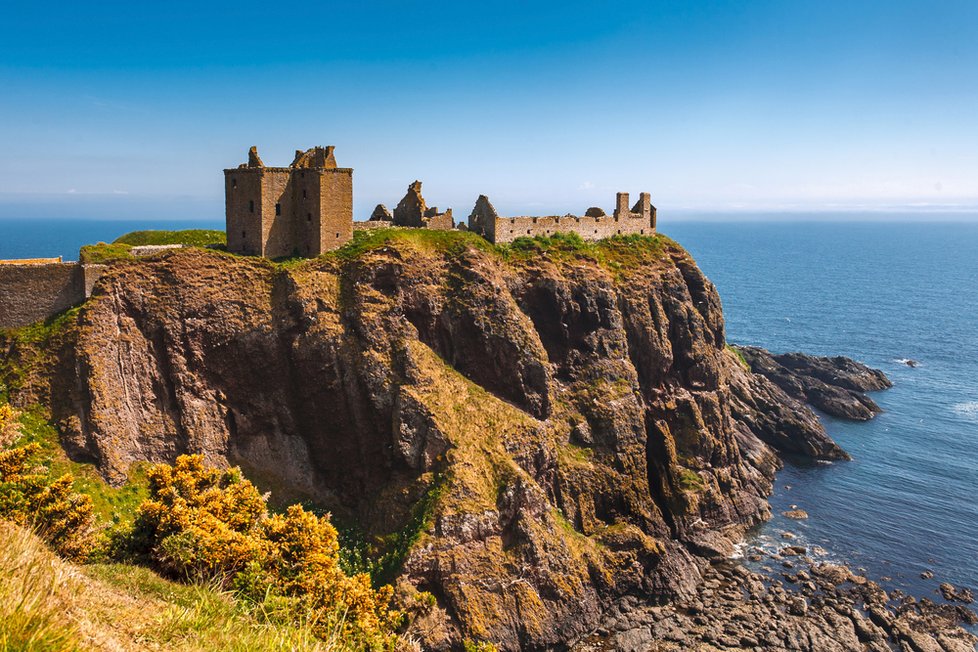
left=465, top=191, right=656, bottom=244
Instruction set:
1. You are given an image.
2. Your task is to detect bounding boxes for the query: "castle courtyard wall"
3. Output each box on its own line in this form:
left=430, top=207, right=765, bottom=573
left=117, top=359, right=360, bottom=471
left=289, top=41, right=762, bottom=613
left=489, top=214, right=654, bottom=244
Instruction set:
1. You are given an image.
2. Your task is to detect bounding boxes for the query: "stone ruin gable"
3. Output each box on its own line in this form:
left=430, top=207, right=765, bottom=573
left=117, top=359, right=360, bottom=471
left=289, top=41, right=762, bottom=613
left=391, top=180, right=454, bottom=230
left=224, top=146, right=353, bottom=258
left=0, top=261, right=106, bottom=329
left=369, top=204, right=392, bottom=221
left=467, top=194, right=499, bottom=242
left=466, top=191, right=657, bottom=244
left=392, top=180, right=427, bottom=227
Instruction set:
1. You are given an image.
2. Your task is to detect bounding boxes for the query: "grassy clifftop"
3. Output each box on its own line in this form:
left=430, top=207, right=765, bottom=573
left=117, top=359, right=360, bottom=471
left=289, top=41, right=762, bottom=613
left=79, top=229, right=226, bottom=264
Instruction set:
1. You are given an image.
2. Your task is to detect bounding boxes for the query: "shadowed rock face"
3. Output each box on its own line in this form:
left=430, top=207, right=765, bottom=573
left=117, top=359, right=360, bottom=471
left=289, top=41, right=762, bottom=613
left=3, top=237, right=871, bottom=650
left=735, top=346, right=891, bottom=421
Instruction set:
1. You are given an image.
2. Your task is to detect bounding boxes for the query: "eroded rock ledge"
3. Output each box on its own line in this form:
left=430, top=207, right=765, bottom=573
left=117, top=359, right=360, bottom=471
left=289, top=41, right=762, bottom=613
left=574, top=558, right=977, bottom=652
left=734, top=346, right=892, bottom=421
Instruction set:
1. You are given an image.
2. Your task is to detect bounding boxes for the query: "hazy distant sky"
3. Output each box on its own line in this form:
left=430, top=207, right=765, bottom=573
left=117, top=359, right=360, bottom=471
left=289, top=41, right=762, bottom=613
left=2, top=1, right=977, bottom=220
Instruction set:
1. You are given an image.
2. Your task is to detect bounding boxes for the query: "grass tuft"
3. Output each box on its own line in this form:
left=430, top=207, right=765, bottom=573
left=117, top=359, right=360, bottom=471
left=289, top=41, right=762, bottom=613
left=113, top=229, right=227, bottom=247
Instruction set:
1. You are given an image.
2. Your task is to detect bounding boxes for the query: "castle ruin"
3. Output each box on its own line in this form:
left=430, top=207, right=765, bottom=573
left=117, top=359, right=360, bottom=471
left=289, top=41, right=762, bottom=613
left=223, top=145, right=656, bottom=256
left=367, top=181, right=454, bottom=231
left=224, top=146, right=353, bottom=258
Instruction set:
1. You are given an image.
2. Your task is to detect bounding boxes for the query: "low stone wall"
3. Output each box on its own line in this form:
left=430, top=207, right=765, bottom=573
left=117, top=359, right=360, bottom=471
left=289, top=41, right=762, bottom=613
left=0, top=263, right=107, bottom=329
left=490, top=214, right=653, bottom=244
left=130, top=244, right=186, bottom=256
left=354, top=220, right=393, bottom=230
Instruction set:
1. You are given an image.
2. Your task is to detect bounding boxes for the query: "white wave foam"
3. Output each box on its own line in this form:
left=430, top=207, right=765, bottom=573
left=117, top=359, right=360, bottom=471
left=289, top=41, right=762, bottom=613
left=952, top=401, right=978, bottom=422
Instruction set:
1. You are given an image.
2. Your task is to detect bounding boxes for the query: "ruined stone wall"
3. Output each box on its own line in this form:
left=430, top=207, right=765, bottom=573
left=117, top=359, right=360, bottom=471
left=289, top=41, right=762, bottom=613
left=225, top=169, right=264, bottom=256
left=319, top=169, right=353, bottom=252
left=0, top=263, right=84, bottom=328
left=489, top=214, right=654, bottom=244
left=425, top=210, right=454, bottom=231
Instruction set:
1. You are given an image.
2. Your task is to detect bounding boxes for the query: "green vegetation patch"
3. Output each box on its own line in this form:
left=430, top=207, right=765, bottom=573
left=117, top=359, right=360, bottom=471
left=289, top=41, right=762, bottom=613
left=80, top=242, right=133, bottom=264
left=338, top=473, right=448, bottom=587
left=113, top=229, right=227, bottom=247
left=726, top=344, right=750, bottom=371
left=0, top=306, right=81, bottom=401
left=676, top=466, right=706, bottom=493
left=498, top=231, right=680, bottom=276
left=11, top=405, right=149, bottom=526
left=333, top=227, right=495, bottom=262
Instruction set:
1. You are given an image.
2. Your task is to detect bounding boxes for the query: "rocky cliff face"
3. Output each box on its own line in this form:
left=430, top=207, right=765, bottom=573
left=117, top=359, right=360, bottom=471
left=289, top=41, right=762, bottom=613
left=3, top=234, right=861, bottom=650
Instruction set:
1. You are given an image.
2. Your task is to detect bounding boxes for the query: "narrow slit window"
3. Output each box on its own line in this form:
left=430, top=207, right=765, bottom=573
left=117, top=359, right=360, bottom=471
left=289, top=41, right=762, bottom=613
left=307, top=213, right=312, bottom=222
left=232, top=178, right=237, bottom=188
left=249, top=200, right=254, bottom=213
left=275, top=203, right=281, bottom=216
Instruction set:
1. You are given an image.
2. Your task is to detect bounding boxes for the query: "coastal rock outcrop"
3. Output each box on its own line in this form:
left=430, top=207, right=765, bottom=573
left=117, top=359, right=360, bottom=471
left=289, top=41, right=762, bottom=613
left=0, top=234, right=895, bottom=650
left=735, top=346, right=892, bottom=421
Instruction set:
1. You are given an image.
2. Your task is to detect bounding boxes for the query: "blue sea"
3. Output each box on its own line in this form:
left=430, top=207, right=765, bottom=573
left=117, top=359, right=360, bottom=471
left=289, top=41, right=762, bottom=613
left=1, top=217, right=976, bottom=603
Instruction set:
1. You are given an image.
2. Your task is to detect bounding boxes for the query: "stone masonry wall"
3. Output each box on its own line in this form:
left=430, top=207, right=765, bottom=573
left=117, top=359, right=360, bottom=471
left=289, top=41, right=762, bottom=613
left=225, top=169, right=263, bottom=256
left=0, top=263, right=85, bottom=329
left=319, top=169, right=353, bottom=252
left=489, top=213, right=654, bottom=244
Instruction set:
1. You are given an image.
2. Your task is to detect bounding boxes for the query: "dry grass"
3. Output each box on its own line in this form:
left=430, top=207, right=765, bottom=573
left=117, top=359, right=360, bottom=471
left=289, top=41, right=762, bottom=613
left=0, top=521, right=342, bottom=651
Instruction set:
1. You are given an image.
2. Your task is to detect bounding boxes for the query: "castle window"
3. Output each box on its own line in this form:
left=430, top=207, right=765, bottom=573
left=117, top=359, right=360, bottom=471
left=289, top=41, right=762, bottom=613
left=241, top=230, right=246, bottom=239
left=335, top=233, right=340, bottom=238
left=307, top=213, right=312, bottom=222
left=232, top=178, right=237, bottom=188
left=303, top=189, right=307, bottom=198
left=249, top=200, right=254, bottom=213
left=275, top=203, right=281, bottom=216
left=527, top=229, right=531, bottom=234
left=640, top=229, right=645, bottom=234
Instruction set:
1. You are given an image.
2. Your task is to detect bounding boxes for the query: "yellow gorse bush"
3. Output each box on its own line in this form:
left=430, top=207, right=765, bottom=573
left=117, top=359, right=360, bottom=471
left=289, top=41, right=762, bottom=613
left=0, top=405, right=96, bottom=561
left=128, top=454, right=401, bottom=650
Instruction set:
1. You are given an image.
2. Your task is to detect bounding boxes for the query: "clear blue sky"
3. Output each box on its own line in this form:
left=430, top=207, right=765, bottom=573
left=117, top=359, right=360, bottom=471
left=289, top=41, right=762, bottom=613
left=1, top=0, right=977, bottom=220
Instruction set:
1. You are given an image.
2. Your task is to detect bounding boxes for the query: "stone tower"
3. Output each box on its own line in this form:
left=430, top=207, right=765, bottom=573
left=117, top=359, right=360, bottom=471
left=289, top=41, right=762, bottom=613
left=224, top=146, right=353, bottom=258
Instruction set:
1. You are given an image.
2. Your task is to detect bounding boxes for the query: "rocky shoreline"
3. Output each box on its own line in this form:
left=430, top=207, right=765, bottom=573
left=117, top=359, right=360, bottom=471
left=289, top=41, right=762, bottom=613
left=574, top=557, right=977, bottom=652
left=735, top=346, right=892, bottom=422
left=575, top=349, right=977, bottom=652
